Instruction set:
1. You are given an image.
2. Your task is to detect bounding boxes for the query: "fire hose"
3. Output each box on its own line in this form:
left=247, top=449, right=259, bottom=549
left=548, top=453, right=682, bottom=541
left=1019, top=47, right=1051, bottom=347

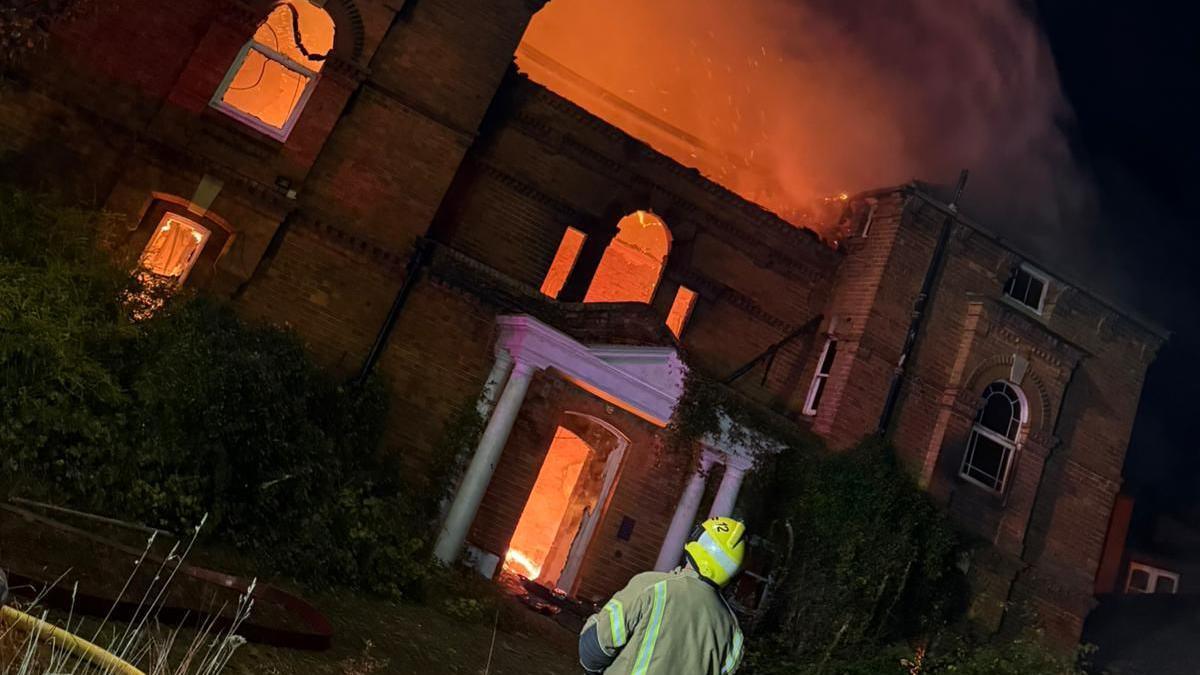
left=0, top=571, right=144, bottom=675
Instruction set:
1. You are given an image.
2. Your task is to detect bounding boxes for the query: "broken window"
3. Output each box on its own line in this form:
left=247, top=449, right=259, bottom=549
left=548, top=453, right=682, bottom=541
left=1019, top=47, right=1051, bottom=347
left=803, top=338, right=837, bottom=415
left=126, top=212, right=212, bottom=320
left=138, top=213, right=211, bottom=284
left=665, top=286, right=697, bottom=338
left=212, top=1, right=335, bottom=140
left=1125, top=562, right=1179, bottom=594
left=1003, top=264, right=1049, bottom=314
left=959, top=382, right=1024, bottom=493
left=584, top=211, right=670, bottom=303
left=541, top=226, right=586, bottom=298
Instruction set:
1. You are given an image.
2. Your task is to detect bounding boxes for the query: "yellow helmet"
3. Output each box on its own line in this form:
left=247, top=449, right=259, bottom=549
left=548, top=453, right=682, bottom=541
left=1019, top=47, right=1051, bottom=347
left=684, top=517, right=747, bottom=588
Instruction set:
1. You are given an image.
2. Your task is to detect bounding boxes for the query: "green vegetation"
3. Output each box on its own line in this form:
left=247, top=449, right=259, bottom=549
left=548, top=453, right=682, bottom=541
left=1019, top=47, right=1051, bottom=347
left=0, top=187, right=427, bottom=598
left=741, top=440, right=1093, bottom=673
left=665, top=372, right=1090, bottom=673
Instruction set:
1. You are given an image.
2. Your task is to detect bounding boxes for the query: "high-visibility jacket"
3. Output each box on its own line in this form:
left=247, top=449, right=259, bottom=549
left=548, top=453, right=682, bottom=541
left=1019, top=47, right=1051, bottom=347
left=581, top=567, right=744, bottom=675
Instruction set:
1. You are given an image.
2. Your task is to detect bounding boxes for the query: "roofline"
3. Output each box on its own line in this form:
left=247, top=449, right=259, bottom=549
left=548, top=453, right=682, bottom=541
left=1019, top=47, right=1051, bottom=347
left=852, top=182, right=1170, bottom=342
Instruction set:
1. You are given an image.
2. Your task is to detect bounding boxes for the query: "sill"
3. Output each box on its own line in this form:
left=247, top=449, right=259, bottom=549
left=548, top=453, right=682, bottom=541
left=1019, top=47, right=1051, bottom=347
left=957, top=472, right=1007, bottom=500
left=999, top=293, right=1046, bottom=320
left=199, top=107, right=286, bottom=160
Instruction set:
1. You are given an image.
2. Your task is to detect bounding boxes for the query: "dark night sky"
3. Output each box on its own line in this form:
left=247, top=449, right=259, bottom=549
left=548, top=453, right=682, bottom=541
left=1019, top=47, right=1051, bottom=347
left=1037, top=1, right=1200, bottom=530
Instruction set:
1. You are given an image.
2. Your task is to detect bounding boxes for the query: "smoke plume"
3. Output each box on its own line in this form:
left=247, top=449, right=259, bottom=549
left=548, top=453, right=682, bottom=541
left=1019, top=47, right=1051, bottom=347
left=520, top=0, right=1093, bottom=256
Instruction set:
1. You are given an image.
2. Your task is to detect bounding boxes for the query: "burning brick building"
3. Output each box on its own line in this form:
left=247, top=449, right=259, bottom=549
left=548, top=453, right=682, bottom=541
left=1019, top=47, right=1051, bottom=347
left=0, top=0, right=1167, bottom=646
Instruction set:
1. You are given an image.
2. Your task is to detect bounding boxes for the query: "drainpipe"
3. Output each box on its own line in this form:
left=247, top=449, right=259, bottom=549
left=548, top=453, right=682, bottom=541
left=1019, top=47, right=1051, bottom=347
left=353, top=238, right=434, bottom=385
left=875, top=170, right=969, bottom=436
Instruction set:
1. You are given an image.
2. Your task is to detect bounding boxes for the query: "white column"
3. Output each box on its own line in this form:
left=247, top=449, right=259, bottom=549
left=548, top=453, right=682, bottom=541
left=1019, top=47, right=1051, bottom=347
left=434, top=360, right=537, bottom=565
left=708, top=455, right=752, bottom=519
left=475, top=349, right=514, bottom=419
left=654, top=452, right=716, bottom=571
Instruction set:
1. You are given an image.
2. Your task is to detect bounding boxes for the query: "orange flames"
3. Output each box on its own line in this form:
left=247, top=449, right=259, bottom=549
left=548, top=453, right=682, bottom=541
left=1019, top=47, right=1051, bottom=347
left=504, top=548, right=542, bottom=579
left=503, top=428, right=591, bottom=583
left=519, top=0, right=1087, bottom=243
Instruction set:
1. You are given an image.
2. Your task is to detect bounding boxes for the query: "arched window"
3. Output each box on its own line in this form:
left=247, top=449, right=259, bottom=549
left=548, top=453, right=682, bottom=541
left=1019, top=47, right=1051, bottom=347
left=212, top=1, right=335, bottom=140
left=584, top=210, right=670, bottom=303
left=960, top=381, right=1026, bottom=492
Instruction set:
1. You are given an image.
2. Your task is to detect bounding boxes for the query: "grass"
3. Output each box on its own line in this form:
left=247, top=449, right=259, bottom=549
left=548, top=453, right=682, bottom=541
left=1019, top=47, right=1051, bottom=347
left=1, top=508, right=582, bottom=675
left=1, top=518, right=252, bottom=674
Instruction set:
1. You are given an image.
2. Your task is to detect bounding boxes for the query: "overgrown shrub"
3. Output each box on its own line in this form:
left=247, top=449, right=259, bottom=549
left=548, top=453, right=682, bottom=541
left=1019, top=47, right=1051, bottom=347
left=0, top=187, right=426, bottom=597
left=742, top=438, right=1092, bottom=673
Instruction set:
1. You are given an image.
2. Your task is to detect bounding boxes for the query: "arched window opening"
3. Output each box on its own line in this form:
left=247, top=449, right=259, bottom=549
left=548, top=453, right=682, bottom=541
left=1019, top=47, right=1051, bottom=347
left=960, top=381, right=1026, bottom=492
left=212, top=1, right=335, bottom=140
left=584, top=210, right=670, bottom=304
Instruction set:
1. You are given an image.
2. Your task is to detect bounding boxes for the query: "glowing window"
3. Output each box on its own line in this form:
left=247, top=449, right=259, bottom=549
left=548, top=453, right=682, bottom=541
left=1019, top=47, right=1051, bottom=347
left=585, top=211, right=669, bottom=303
left=666, top=286, right=697, bottom=338
left=960, top=382, right=1025, bottom=492
left=803, top=338, right=837, bottom=415
left=212, top=1, right=335, bottom=140
left=139, top=213, right=211, bottom=285
left=541, top=227, right=586, bottom=298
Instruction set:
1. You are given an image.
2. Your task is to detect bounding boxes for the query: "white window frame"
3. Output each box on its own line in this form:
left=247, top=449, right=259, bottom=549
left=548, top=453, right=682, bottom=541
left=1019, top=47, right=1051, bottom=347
left=210, top=38, right=322, bottom=142
left=1126, top=562, right=1180, bottom=594
left=959, top=381, right=1026, bottom=494
left=803, top=337, right=837, bottom=416
left=138, top=212, right=212, bottom=286
left=1003, top=263, right=1050, bottom=315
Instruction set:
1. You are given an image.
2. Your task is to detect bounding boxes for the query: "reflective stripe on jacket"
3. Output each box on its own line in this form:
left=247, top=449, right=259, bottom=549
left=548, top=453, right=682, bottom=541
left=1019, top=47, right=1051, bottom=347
left=581, top=567, right=744, bottom=675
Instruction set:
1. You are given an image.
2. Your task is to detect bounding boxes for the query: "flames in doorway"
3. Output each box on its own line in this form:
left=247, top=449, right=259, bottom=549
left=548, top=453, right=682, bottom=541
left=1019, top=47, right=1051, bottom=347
left=503, top=425, right=610, bottom=591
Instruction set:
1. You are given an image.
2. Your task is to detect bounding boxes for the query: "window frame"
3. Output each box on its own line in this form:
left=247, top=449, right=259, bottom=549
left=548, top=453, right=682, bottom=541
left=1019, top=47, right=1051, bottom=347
left=137, top=212, right=212, bottom=286
left=1126, top=562, right=1180, bottom=594
left=803, top=337, right=838, bottom=416
left=1003, top=263, right=1050, bottom=315
left=959, top=381, right=1026, bottom=494
left=210, top=25, right=324, bottom=141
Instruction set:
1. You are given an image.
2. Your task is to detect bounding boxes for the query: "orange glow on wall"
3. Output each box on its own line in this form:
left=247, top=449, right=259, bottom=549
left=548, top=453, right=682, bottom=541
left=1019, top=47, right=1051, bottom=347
left=540, top=226, right=586, bottom=298
left=666, top=286, right=697, bottom=338
left=216, top=1, right=334, bottom=134
left=584, top=211, right=669, bottom=303
left=504, top=427, right=591, bottom=580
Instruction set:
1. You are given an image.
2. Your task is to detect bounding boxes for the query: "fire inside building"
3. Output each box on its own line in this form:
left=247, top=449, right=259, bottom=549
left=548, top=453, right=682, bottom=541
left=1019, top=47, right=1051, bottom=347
left=0, top=0, right=1167, bottom=649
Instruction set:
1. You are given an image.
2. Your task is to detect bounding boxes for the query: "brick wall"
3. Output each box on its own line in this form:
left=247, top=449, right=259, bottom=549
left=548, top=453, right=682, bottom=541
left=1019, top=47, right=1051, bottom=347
left=832, top=186, right=1166, bottom=645
left=467, top=369, right=686, bottom=604
left=437, top=74, right=840, bottom=415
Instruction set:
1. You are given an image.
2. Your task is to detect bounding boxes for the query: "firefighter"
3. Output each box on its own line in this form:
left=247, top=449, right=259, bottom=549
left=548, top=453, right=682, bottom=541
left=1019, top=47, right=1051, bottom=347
left=578, top=516, right=746, bottom=674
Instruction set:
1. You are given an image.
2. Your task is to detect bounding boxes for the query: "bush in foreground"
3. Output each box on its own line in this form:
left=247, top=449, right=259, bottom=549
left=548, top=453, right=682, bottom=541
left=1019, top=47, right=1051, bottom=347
left=0, top=187, right=426, bottom=597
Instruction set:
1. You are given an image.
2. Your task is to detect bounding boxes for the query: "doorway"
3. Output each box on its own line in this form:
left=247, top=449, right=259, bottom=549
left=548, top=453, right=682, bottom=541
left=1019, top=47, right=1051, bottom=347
left=502, top=412, right=627, bottom=593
